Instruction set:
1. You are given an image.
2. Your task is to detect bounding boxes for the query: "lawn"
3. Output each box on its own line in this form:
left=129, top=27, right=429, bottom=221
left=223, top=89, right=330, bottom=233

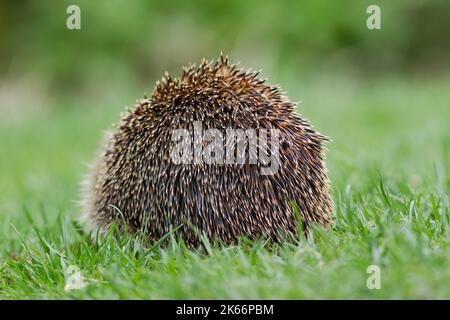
left=0, top=72, right=448, bottom=299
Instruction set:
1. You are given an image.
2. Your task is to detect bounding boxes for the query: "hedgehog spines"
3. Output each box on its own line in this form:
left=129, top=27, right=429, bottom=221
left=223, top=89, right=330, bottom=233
left=81, top=55, right=334, bottom=246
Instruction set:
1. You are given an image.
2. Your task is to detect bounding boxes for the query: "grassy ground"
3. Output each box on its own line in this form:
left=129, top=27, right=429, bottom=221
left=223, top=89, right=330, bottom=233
left=0, top=72, right=448, bottom=299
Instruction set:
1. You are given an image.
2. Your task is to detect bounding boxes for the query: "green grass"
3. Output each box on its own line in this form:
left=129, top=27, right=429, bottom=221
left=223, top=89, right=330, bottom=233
left=0, top=72, right=449, bottom=299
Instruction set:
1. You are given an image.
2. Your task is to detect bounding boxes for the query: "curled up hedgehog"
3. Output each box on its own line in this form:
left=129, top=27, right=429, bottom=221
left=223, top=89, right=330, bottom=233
left=80, top=56, right=333, bottom=246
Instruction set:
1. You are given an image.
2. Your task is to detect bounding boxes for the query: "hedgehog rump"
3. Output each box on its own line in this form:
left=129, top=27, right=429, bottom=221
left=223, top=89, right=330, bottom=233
left=81, top=56, right=333, bottom=245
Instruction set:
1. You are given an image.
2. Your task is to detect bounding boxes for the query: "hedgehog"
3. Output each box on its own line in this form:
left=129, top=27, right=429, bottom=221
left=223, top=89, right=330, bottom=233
left=80, top=56, right=334, bottom=246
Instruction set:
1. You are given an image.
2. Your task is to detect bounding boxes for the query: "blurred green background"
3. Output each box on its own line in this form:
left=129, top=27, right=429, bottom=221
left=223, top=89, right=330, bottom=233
left=1, top=0, right=450, bottom=101
left=0, top=0, right=449, bottom=216
left=1, top=0, right=449, bottom=210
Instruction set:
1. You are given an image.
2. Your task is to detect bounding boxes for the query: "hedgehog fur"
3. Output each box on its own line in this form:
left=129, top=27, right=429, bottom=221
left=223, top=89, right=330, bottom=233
left=80, top=56, right=334, bottom=245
